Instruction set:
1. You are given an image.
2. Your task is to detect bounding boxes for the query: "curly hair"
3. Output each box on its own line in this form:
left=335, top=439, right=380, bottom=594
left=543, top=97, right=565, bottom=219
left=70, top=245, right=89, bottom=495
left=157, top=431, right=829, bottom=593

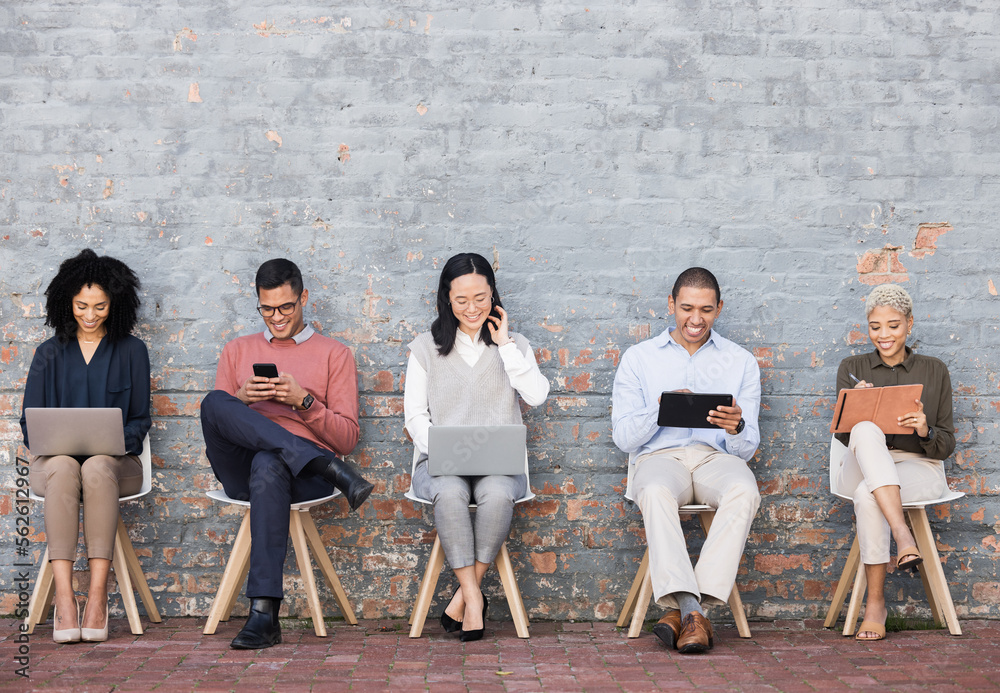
left=44, top=249, right=142, bottom=343
left=865, top=284, right=913, bottom=319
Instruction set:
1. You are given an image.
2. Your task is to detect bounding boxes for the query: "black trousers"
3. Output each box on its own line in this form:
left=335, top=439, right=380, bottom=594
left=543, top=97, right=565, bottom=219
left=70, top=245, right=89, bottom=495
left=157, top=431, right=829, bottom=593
left=200, top=390, right=335, bottom=599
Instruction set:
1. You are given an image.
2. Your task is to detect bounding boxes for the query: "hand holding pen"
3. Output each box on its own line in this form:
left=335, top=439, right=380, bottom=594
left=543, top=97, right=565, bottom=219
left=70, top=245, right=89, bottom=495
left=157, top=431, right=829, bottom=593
left=849, top=372, right=873, bottom=389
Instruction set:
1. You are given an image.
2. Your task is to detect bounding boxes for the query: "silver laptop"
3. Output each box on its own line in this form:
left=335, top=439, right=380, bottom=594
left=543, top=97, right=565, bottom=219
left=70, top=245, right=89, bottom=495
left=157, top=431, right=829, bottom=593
left=24, top=408, right=127, bottom=457
left=427, top=424, right=527, bottom=477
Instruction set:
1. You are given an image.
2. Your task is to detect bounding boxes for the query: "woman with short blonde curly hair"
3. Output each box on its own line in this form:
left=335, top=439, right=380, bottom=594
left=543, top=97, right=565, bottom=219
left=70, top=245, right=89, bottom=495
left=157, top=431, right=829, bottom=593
left=833, top=284, right=954, bottom=642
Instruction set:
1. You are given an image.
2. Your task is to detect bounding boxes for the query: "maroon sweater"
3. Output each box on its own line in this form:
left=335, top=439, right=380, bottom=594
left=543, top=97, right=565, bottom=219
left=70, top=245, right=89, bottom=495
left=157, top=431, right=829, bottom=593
left=214, top=331, right=359, bottom=456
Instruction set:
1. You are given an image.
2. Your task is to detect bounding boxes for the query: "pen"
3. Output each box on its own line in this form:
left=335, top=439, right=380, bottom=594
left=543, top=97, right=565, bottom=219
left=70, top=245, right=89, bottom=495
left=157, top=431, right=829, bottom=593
left=848, top=373, right=861, bottom=384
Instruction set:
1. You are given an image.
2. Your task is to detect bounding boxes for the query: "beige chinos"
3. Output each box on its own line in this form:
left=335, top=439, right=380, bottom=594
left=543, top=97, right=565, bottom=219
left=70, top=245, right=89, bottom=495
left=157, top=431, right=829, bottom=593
left=633, top=443, right=760, bottom=610
left=30, top=454, right=143, bottom=561
left=836, top=421, right=947, bottom=565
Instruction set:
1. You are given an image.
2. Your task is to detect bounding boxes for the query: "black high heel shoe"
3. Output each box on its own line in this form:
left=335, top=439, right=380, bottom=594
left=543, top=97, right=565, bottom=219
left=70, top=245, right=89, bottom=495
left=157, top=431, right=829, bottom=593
left=439, top=589, right=462, bottom=633
left=460, top=593, right=488, bottom=642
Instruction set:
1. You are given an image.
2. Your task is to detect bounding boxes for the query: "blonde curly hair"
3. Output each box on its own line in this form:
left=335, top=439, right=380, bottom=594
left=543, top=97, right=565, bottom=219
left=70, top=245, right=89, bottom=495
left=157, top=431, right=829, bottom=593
left=865, top=284, right=913, bottom=318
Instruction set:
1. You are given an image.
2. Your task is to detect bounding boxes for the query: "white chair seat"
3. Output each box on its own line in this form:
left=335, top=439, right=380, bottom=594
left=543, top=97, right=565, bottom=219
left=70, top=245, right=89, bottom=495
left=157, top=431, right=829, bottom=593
left=202, top=486, right=357, bottom=638
left=824, top=436, right=963, bottom=636
left=25, top=434, right=161, bottom=636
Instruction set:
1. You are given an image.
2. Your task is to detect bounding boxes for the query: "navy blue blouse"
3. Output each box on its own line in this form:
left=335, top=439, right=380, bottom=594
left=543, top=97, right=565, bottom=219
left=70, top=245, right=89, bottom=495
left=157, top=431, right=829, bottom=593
left=20, top=335, right=152, bottom=456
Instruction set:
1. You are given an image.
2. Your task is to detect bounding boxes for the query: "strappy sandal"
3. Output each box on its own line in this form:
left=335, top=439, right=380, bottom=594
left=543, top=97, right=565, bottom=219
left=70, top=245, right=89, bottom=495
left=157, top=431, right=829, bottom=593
left=897, top=546, right=923, bottom=572
left=855, top=620, right=886, bottom=641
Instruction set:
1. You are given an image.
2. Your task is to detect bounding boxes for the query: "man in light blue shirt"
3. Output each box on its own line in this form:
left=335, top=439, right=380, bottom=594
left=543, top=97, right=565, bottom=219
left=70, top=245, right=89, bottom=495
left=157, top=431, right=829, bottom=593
left=612, top=267, right=761, bottom=654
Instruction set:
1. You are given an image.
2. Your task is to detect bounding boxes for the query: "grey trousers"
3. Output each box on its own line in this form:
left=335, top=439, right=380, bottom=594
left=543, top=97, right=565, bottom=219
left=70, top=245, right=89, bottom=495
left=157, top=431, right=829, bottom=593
left=411, top=459, right=526, bottom=569
left=29, top=454, right=143, bottom=561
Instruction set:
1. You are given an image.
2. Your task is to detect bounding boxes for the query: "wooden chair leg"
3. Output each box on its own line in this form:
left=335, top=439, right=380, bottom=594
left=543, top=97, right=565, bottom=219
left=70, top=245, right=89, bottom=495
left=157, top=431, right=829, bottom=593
left=824, top=535, right=861, bottom=628
left=728, top=583, right=752, bottom=638
left=289, top=510, right=326, bottom=637
left=204, top=511, right=252, bottom=635
left=698, top=511, right=751, bottom=637
left=628, top=561, right=653, bottom=639
left=222, top=556, right=251, bottom=623
left=116, top=518, right=161, bottom=623
left=25, top=547, right=54, bottom=635
left=409, top=535, right=445, bottom=638
left=112, top=526, right=143, bottom=635
left=495, top=542, right=530, bottom=639
left=842, top=558, right=867, bottom=637
left=917, top=562, right=944, bottom=627
left=301, top=510, right=358, bottom=625
left=617, top=549, right=649, bottom=628
left=908, top=508, right=961, bottom=636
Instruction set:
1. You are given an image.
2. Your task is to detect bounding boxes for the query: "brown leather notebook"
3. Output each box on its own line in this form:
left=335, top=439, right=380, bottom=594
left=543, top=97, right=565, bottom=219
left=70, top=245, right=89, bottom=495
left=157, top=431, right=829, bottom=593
left=830, top=383, right=924, bottom=434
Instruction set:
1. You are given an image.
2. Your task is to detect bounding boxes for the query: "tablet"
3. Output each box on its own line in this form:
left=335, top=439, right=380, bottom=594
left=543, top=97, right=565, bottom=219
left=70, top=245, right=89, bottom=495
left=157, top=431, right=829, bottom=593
left=657, top=392, right=734, bottom=429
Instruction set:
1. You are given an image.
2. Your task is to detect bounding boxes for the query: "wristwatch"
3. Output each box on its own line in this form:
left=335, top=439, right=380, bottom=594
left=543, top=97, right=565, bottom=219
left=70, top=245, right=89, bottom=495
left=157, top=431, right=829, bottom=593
left=920, top=426, right=933, bottom=441
left=734, top=418, right=745, bottom=435
left=300, top=394, right=315, bottom=411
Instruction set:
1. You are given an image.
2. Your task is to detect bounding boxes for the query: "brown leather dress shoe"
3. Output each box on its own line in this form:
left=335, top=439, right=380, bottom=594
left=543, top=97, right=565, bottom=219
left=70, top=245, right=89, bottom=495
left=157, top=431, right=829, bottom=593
left=652, top=610, right=682, bottom=649
left=676, top=612, right=714, bottom=654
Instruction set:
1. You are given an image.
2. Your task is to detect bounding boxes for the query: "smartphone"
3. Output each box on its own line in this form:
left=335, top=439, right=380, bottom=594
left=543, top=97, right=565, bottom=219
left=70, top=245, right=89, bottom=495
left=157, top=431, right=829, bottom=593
left=252, top=363, right=279, bottom=379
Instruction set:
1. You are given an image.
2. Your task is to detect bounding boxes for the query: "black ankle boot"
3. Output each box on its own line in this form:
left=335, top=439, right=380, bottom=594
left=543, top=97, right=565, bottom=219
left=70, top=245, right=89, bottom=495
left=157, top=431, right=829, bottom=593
left=314, top=456, right=374, bottom=510
left=231, top=598, right=282, bottom=650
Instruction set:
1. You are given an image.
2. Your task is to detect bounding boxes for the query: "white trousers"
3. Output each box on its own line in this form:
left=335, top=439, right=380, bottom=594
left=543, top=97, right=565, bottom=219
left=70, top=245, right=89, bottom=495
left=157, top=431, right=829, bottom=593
left=836, top=421, right=948, bottom=565
left=633, top=443, right=760, bottom=609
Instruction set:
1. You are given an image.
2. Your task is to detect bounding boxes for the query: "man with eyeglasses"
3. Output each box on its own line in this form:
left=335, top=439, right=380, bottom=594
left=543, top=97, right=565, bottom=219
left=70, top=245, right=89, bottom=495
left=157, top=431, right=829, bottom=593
left=200, top=258, right=373, bottom=650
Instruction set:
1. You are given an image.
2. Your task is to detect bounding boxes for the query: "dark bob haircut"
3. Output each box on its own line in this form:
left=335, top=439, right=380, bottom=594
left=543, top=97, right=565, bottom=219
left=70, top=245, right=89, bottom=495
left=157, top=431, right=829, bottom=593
left=671, top=267, right=721, bottom=305
left=431, top=252, right=503, bottom=356
left=44, top=248, right=142, bottom=343
left=255, top=258, right=303, bottom=296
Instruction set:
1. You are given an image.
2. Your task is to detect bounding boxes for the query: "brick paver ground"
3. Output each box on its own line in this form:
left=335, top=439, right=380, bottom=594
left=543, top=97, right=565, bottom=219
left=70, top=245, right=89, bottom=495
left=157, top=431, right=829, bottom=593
left=2, top=617, right=998, bottom=691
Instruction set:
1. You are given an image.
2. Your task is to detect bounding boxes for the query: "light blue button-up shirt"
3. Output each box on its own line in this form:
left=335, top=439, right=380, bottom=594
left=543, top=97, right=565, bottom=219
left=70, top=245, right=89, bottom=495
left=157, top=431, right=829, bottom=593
left=611, top=326, right=761, bottom=462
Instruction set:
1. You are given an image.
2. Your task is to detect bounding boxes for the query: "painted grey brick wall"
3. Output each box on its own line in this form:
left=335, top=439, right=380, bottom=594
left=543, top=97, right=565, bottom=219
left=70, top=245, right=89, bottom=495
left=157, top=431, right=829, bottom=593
left=2, top=1, right=999, bottom=623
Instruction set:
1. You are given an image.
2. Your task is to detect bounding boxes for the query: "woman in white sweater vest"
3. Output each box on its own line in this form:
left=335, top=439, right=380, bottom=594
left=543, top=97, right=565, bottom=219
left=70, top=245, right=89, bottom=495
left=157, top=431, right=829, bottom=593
left=404, top=252, right=550, bottom=641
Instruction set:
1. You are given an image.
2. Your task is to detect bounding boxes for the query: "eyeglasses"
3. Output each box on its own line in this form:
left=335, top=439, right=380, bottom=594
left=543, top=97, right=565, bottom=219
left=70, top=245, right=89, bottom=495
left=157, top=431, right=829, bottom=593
left=451, top=295, right=492, bottom=310
left=257, top=300, right=300, bottom=317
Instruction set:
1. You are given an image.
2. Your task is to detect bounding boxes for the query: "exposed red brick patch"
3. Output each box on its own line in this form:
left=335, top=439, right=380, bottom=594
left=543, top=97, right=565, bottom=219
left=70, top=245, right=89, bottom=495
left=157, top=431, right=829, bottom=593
left=753, top=347, right=773, bottom=368
left=910, top=223, right=951, bottom=258
left=972, top=582, right=1000, bottom=603
left=373, top=370, right=394, bottom=392
left=847, top=328, right=868, bottom=345
left=530, top=551, right=557, bottom=573
left=857, top=245, right=908, bottom=285
left=754, top=553, right=814, bottom=575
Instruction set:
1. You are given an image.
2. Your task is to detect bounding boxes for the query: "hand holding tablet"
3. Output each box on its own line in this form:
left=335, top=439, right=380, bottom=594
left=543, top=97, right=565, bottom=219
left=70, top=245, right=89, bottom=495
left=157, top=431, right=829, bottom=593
left=657, top=391, right=742, bottom=433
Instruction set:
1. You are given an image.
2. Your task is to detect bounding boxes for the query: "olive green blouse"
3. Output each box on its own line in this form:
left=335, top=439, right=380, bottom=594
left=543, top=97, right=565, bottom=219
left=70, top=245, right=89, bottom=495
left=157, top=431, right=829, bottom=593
left=835, top=347, right=956, bottom=460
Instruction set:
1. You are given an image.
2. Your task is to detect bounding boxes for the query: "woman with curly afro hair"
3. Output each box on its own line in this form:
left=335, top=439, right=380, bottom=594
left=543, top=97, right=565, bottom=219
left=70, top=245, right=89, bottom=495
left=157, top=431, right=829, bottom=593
left=20, top=249, right=151, bottom=643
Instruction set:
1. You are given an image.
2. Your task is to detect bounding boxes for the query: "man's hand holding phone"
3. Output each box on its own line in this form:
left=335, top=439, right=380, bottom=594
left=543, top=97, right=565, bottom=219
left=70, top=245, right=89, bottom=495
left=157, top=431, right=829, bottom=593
left=237, top=363, right=280, bottom=404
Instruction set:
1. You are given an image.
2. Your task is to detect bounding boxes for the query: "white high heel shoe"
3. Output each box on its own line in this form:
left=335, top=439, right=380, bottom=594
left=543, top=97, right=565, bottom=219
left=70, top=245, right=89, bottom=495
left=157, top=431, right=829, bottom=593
left=81, top=599, right=109, bottom=642
left=53, top=603, right=82, bottom=644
